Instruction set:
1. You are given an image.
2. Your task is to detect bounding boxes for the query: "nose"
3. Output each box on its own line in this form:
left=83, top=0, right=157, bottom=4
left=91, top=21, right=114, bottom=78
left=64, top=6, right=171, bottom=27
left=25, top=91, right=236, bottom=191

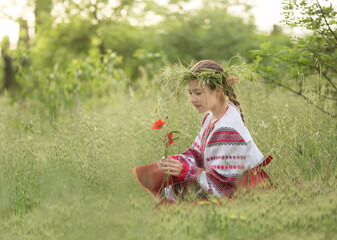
left=190, top=94, right=197, bottom=103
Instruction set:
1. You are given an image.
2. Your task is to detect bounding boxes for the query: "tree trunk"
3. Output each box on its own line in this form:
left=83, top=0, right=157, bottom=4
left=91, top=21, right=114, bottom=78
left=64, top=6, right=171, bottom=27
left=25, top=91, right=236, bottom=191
left=18, top=18, right=30, bottom=49
left=34, top=0, right=52, bottom=34
left=3, top=55, right=15, bottom=90
left=1, top=37, right=15, bottom=91
left=99, top=41, right=105, bottom=62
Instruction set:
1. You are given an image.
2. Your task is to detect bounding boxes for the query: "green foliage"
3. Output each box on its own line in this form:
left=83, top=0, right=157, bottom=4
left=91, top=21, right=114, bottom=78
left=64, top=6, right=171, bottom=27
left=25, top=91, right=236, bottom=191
left=11, top=50, right=126, bottom=116
left=0, top=81, right=336, bottom=239
left=0, top=1, right=336, bottom=238
left=162, top=59, right=258, bottom=97
left=34, top=0, right=53, bottom=33
left=30, top=16, right=95, bottom=70
left=19, top=0, right=269, bottom=83
left=156, top=7, right=263, bottom=63
left=27, top=0, right=141, bottom=78
left=252, top=0, right=337, bottom=117
left=98, top=22, right=154, bottom=80
left=0, top=60, right=3, bottom=89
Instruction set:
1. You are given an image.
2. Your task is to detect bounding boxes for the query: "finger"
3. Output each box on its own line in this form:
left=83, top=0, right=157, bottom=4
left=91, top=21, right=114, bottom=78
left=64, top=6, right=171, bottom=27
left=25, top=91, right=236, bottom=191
left=163, top=170, right=179, bottom=177
left=162, top=163, right=181, bottom=170
left=161, top=159, right=180, bottom=165
left=161, top=166, right=180, bottom=171
left=159, top=159, right=172, bottom=164
left=160, top=161, right=172, bottom=167
left=162, top=168, right=181, bottom=175
left=161, top=169, right=171, bottom=174
left=159, top=160, right=172, bottom=166
left=160, top=166, right=176, bottom=171
left=165, top=157, right=178, bottom=163
left=158, top=161, right=164, bottom=169
left=161, top=163, right=179, bottom=169
left=161, top=156, right=175, bottom=162
left=166, top=158, right=182, bottom=166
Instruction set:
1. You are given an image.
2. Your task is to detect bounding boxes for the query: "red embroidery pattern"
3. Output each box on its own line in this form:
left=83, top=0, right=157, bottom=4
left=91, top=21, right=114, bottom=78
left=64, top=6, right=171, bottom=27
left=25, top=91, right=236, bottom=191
left=206, top=155, right=246, bottom=162
left=182, top=148, right=203, bottom=167
left=210, top=165, right=245, bottom=170
left=207, top=170, right=237, bottom=196
left=193, top=141, right=202, bottom=151
left=211, top=129, right=244, bottom=142
left=202, top=113, right=210, bottom=127
left=207, top=127, right=246, bottom=147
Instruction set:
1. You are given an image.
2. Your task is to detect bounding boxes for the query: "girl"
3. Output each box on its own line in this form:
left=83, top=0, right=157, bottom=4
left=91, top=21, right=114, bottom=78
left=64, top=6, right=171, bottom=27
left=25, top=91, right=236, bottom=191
left=133, top=60, right=272, bottom=202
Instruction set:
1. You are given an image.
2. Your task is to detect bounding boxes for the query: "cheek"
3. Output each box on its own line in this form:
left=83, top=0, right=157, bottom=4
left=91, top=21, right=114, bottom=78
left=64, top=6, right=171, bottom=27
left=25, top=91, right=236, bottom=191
left=191, top=94, right=201, bottom=103
left=199, top=95, right=207, bottom=104
left=190, top=94, right=196, bottom=102
left=209, top=97, right=217, bottom=107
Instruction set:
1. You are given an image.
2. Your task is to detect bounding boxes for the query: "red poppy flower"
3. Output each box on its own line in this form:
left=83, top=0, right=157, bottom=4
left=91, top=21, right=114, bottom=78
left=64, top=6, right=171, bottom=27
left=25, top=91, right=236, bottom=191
left=168, top=132, right=174, bottom=145
left=152, top=119, right=166, bottom=129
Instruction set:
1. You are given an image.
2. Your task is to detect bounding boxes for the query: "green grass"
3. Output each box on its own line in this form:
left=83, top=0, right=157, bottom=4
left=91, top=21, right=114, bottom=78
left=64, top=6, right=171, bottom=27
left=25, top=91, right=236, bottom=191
left=0, top=81, right=336, bottom=240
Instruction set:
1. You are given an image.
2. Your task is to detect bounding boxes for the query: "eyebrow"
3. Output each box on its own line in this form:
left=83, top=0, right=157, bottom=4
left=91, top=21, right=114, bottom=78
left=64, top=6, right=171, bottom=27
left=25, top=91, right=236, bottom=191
left=187, top=87, right=203, bottom=92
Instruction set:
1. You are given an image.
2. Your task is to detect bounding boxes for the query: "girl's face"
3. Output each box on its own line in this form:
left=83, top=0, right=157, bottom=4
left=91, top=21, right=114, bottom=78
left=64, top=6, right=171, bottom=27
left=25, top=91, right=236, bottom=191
left=187, top=80, right=220, bottom=113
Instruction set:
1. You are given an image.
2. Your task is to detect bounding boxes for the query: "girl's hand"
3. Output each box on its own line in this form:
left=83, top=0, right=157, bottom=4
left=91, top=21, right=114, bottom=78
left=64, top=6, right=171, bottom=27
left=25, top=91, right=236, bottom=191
left=158, top=156, right=183, bottom=177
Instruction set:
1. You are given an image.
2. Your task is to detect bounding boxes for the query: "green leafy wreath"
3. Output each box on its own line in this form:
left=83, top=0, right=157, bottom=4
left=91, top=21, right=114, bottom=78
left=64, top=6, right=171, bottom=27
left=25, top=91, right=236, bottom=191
left=161, top=59, right=258, bottom=97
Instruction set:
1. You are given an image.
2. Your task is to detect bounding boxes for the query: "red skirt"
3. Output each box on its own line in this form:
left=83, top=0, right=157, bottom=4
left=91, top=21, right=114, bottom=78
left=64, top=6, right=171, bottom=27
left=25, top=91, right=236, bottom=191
left=132, top=156, right=273, bottom=201
left=132, top=162, right=172, bottom=200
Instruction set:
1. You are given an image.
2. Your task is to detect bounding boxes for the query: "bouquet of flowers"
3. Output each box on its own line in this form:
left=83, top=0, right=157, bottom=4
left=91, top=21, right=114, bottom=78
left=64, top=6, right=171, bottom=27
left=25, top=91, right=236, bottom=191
left=132, top=117, right=179, bottom=201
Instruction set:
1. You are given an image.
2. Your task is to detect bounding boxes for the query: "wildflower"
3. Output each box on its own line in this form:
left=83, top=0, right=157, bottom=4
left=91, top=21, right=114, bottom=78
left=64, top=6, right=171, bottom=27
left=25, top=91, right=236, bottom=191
left=152, top=119, right=166, bottom=129
left=199, top=200, right=210, bottom=205
left=152, top=118, right=179, bottom=158
left=229, top=215, right=236, bottom=219
left=240, top=216, right=245, bottom=220
left=168, top=132, right=174, bottom=145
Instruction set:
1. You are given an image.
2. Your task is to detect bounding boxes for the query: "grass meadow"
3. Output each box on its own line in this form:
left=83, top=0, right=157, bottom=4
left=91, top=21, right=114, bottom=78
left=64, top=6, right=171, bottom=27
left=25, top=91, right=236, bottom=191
left=0, top=80, right=336, bottom=240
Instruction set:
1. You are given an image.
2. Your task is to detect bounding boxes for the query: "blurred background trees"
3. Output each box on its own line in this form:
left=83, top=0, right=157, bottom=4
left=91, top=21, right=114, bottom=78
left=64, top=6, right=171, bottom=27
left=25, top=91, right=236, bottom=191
left=252, top=0, right=337, bottom=117
left=0, top=0, right=335, bottom=117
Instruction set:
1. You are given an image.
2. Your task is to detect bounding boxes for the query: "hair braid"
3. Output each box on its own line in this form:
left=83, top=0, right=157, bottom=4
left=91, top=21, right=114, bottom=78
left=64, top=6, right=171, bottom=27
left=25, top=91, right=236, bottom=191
left=226, top=83, right=245, bottom=124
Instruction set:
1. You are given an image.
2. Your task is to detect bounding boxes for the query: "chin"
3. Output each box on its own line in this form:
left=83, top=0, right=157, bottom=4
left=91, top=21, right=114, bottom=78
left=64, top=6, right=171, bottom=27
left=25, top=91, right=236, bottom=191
left=193, top=105, right=208, bottom=113
left=198, top=108, right=208, bottom=113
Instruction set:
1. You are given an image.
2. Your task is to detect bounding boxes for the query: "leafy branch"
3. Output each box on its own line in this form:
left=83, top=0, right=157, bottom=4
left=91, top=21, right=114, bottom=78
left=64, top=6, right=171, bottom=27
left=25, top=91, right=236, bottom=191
left=315, top=0, right=337, bottom=42
left=275, top=80, right=336, bottom=118
left=251, top=0, right=337, bottom=118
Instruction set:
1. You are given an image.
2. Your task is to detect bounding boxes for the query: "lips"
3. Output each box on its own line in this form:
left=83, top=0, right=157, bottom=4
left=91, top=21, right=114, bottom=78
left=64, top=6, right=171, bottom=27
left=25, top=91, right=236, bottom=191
left=193, top=105, right=201, bottom=109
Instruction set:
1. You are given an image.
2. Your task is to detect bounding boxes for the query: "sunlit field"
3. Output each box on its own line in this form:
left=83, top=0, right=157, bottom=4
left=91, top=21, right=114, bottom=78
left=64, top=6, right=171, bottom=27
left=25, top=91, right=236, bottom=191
left=0, top=81, right=336, bottom=240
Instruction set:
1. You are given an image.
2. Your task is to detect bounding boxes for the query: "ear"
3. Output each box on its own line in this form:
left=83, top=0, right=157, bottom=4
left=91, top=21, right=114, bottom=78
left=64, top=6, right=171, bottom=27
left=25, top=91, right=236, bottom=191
left=217, top=86, right=223, bottom=96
